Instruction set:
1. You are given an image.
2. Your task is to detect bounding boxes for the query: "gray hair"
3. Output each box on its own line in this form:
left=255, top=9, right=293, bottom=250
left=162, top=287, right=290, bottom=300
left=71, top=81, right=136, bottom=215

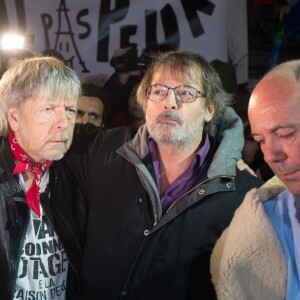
left=0, top=55, right=81, bottom=136
left=136, top=50, right=233, bottom=136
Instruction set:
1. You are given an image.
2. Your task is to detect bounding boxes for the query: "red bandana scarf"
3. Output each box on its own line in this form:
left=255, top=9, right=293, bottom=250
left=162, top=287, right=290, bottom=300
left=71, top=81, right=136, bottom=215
left=8, top=131, right=52, bottom=217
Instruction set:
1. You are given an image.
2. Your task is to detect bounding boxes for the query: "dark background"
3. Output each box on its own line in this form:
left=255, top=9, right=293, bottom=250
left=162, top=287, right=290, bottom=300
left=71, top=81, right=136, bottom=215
left=248, top=0, right=300, bottom=85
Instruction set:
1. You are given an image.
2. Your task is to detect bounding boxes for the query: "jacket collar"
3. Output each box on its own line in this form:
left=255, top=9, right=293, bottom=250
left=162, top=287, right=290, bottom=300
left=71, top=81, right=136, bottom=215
left=0, top=137, right=22, bottom=196
left=257, top=176, right=286, bottom=202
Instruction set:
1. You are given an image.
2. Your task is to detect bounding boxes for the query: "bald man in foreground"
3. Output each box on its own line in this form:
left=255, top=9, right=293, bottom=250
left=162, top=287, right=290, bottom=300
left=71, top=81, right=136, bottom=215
left=211, top=60, right=300, bottom=300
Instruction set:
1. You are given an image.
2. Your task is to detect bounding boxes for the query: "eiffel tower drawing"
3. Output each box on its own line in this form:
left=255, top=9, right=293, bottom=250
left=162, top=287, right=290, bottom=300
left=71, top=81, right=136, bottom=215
left=54, top=0, right=89, bottom=73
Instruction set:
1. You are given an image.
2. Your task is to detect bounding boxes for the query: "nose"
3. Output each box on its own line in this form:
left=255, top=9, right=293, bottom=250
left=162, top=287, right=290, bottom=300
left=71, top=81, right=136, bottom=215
left=164, top=89, right=179, bottom=110
left=56, top=110, right=69, bottom=130
left=262, top=137, right=287, bottom=165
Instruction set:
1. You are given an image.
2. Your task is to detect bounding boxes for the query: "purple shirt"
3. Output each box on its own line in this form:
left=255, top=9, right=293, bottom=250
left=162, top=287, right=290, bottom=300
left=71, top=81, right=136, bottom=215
left=149, top=134, right=210, bottom=213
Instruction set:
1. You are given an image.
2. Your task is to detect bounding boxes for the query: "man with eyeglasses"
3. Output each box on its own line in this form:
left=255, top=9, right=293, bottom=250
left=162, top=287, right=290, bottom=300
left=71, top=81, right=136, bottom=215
left=65, top=50, right=262, bottom=299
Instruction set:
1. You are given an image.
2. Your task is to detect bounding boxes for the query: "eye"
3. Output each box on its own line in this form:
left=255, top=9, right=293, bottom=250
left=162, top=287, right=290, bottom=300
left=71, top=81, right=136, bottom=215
left=278, top=132, right=295, bottom=139
left=89, top=113, right=100, bottom=120
left=275, top=128, right=296, bottom=141
left=66, top=107, right=76, bottom=115
left=153, top=88, right=165, bottom=96
left=76, top=109, right=84, bottom=118
left=176, top=86, right=197, bottom=99
left=43, top=107, right=54, bottom=112
left=253, top=136, right=264, bottom=145
left=178, top=90, right=191, bottom=97
left=276, top=131, right=297, bottom=145
left=181, top=89, right=192, bottom=96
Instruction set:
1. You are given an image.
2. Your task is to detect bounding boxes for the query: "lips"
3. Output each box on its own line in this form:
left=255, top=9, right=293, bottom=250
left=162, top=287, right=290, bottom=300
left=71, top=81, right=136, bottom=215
left=156, top=112, right=182, bottom=124
left=159, top=118, right=179, bottom=124
left=278, top=170, right=298, bottom=181
left=48, top=134, right=69, bottom=143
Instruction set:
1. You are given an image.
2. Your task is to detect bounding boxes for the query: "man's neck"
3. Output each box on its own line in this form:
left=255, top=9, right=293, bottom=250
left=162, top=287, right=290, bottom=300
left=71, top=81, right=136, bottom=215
left=157, top=143, right=200, bottom=194
left=21, top=169, right=47, bottom=190
left=21, top=172, right=34, bottom=190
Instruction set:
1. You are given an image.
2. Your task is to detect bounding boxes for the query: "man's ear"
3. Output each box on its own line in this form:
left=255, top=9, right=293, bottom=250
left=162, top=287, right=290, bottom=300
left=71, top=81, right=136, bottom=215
left=205, top=103, right=216, bottom=123
left=7, top=107, right=20, bottom=131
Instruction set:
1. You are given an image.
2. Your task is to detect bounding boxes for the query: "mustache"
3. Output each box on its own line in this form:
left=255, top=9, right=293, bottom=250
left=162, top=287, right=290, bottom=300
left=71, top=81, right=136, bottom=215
left=47, top=131, right=70, bottom=142
left=156, top=111, right=183, bottom=124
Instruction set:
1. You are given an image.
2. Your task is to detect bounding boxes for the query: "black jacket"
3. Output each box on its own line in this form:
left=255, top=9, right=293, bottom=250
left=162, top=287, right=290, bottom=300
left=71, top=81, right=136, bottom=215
left=0, top=137, right=87, bottom=300
left=66, top=118, right=263, bottom=300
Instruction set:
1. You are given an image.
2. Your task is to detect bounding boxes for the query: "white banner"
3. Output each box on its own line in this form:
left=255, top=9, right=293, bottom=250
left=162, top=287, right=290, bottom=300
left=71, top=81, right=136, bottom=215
left=0, top=0, right=247, bottom=85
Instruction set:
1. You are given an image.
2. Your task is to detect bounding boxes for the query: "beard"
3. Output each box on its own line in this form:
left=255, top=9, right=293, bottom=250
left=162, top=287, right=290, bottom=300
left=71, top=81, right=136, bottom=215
left=146, top=111, right=205, bottom=149
left=40, top=131, right=72, bottom=161
left=17, top=130, right=72, bottom=162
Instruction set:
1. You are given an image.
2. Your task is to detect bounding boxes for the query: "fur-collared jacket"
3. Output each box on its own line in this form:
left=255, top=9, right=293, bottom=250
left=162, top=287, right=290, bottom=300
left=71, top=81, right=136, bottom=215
left=211, top=176, right=287, bottom=300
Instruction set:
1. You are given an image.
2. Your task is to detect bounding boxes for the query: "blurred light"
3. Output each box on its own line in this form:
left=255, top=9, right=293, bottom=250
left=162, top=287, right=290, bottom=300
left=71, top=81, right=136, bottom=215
left=1, top=34, right=25, bottom=49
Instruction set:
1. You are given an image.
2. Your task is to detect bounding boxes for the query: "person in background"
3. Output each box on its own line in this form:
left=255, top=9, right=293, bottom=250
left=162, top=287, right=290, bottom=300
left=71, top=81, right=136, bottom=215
left=103, top=43, right=176, bottom=128
left=210, top=59, right=238, bottom=102
left=126, top=85, right=145, bottom=129
left=211, top=60, right=300, bottom=299
left=103, top=46, right=142, bottom=127
left=76, top=83, right=109, bottom=127
left=65, top=50, right=262, bottom=299
left=0, top=56, right=86, bottom=300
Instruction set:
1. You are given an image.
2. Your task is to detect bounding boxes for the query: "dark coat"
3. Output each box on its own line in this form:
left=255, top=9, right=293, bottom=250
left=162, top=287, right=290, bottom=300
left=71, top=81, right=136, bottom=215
left=65, top=123, right=263, bottom=300
left=0, top=137, right=87, bottom=300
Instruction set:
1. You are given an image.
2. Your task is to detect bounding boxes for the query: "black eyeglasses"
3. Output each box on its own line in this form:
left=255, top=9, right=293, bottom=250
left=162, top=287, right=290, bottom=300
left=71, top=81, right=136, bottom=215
left=146, top=84, right=206, bottom=103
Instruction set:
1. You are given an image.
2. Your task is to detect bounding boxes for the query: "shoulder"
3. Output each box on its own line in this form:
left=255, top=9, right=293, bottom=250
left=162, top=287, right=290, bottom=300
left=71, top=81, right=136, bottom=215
left=257, top=176, right=286, bottom=203
left=233, top=175, right=286, bottom=213
left=219, top=176, right=286, bottom=239
left=102, top=126, right=136, bottom=141
left=98, top=126, right=137, bottom=152
left=71, top=124, right=136, bottom=152
left=234, top=169, right=264, bottom=194
left=211, top=176, right=287, bottom=299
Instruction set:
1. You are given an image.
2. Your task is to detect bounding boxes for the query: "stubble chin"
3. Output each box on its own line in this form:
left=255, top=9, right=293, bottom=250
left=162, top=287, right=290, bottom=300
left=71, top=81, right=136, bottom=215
left=150, top=123, right=187, bottom=146
left=42, top=150, right=65, bottom=161
left=42, top=141, right=71, bottom=161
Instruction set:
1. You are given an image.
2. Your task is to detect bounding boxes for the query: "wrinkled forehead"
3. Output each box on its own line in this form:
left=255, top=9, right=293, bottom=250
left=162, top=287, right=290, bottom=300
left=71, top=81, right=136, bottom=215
left=153, top=63, right=202, bottom=84
left=30, top=88, right=79, bottom=105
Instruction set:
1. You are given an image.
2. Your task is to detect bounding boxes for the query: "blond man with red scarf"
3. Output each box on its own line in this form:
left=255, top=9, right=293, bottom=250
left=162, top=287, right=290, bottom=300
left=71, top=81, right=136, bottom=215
left=0, top=56, right=86, bottom=300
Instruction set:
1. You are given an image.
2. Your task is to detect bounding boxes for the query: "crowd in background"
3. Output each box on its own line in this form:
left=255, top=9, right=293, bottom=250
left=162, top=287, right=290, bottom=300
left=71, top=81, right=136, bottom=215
left=0, top=42, right=275, bottom=182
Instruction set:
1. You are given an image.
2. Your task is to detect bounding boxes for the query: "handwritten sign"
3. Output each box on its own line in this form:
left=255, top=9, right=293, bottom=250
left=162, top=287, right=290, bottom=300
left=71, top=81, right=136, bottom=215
left=0, top=0, right=242, bottom=85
